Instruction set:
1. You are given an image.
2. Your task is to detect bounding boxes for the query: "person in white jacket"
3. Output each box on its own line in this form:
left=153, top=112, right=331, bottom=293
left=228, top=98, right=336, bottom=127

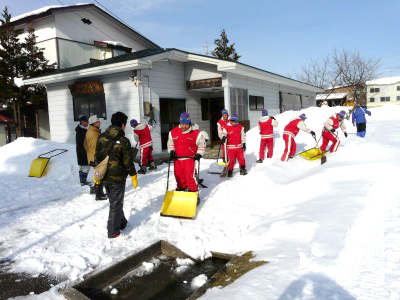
left=257, top=109, right=278, bottom=163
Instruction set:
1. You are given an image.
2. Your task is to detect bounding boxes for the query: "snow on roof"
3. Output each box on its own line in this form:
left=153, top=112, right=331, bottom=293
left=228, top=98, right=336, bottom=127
left=366, top=76, right=400, bottom=86
left=316, top=92, right=348, bottom=100
left=103, top=41, right=130, bottom=48
left=10, top=4, right=90, bottom=23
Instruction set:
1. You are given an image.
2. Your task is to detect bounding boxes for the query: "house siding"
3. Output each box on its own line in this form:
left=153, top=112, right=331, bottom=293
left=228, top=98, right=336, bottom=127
left=367, top=81, right=400, bottom=108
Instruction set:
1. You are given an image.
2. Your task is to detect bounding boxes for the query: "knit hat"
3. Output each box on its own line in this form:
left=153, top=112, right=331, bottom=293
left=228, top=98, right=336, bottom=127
left=299, top=113, right=307, bottom=121
left=230, top=114, right=239, bottom=122
left=79, top=115, right=88, bottom=122
left=88, top=115, right=99, bottom=124
left=221, top=109, right=229, bottom=115
left=130, top=119, right=138, bottom=128
left=337, top=110, right=346, bottom=119
left=179, top=112, right=191, bottom=124
left=261, top=109, right=268, bottom=116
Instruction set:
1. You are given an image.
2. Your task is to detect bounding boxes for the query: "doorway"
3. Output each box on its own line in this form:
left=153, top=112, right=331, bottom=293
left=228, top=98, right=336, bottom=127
left=208, top=97, right=225, bottom=142
left=160, top=98, right=186, bottom=150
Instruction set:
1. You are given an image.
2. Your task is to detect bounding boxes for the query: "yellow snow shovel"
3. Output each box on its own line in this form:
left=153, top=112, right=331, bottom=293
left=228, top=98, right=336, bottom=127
left=298, top=135, right=327, bottom=164
left=217, top=140, right=228, bottom=166
left=161, top=157, right=199, bottom=219
left=29, top=149, right=68, bottom=178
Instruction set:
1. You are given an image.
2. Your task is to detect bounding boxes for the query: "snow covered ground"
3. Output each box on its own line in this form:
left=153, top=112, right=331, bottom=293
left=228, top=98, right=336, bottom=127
left=1, top=105, right=399, bottom=299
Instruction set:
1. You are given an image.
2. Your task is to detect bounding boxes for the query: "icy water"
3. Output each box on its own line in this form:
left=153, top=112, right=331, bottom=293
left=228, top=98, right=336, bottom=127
left=79, top=256, right=228, bottom=300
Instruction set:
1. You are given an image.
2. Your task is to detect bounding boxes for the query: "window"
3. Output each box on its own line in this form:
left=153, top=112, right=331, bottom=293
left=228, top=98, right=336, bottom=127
left=201, top=98, right=210, bottom=120
left=380, top=96, right=390, bottom=102
left=370, top=88, right=380, bottom=93
left=397, top=96, right=400, bottom=101
left=230, top=88, right=248, bottom=120
left=73, top=94, right=107, bottom=121
left=370, top=98, right=375, bottom=102
left=397, top=86, right=400, bottom=91
left=249, top=95, right=264, bottom=111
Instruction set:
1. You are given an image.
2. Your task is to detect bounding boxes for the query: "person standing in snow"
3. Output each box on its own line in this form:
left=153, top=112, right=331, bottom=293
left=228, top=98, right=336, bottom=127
left=130, top=119, right=156, bottom=174
left=84, top=115, right=107, bottom=201
left=281, top=113, right=316, bottom=162
left=221, top=114, right=247, bottom=176
left=217, top=109, right=230, bottom=163
left=95, top=112, right=138, bottom=239
left=75, top=116, right=90, bottom=186
left=320, top=110, right=348, bottom=153
left=352, top=105, right=371, bottom=137
left=257, top=109, right=278, bottom=163
left=167, top=112, right=206, bottom=193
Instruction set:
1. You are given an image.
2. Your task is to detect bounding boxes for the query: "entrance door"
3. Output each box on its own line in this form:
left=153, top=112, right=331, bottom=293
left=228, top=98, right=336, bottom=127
left=160, top=98, right=186, bottom=150
left=209, top=97, right=225, bottom=142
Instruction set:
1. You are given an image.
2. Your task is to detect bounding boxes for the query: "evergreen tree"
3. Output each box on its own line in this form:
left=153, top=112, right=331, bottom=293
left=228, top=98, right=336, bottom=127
left=20, top=26, right=56, bottom=137
left=0, top=6, right=24, bottom=136
left=212, top=29, right=241, bottom=61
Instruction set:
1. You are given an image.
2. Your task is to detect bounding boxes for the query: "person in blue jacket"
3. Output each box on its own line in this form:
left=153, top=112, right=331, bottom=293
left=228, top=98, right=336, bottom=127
left=351, top=105, right=371, bottom=137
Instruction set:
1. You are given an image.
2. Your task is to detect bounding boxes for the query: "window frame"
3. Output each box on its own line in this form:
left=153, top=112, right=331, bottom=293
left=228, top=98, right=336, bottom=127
left=249, top=95, right=265, bottom=111
left=369, top=97, right=375, bottom=102
left=72, top=93, right=107, bottom=121
left=200, top=98, right=210, bottom=121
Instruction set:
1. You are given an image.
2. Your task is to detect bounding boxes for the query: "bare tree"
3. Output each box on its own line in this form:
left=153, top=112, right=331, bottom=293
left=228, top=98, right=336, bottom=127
left=295, top=49, right=381, bottom=108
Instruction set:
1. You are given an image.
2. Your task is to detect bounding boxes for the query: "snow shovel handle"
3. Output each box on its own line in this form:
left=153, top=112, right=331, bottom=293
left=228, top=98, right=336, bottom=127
left=216, top=142, right=222, bottom=163
left=38, top=149, right=68, bottom=159
left=166, top=158, right=171, bottom=191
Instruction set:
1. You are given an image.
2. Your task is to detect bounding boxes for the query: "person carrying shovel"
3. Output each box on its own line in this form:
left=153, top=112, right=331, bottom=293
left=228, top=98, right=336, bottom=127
left=217, top=109, right=230, bottom=163
left=167, top=112, right=206, bottom=193
left=320, top=110, right=347, bottom=153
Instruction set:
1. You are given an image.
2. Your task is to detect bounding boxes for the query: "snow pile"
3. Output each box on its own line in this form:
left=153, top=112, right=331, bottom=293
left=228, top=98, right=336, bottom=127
left=175, top=257, right=195, bottom=274
left=191, top=274, right=208, bottom=289
left=1, top=105, right=400, bottom=299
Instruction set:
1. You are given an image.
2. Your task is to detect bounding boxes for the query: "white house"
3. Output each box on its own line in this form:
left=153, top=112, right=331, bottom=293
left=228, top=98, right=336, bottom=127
left=21, top=4, right=322, bottom=154
left=366, top=76, right=400, bottom=108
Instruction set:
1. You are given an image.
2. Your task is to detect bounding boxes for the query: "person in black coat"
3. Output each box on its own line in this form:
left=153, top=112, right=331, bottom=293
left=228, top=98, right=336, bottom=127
left=75, top=116, right=90, bottom=185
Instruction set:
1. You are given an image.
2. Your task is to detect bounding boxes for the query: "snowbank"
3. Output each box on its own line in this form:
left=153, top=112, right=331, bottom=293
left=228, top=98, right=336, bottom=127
left=1, top=105, right=400, bottom=299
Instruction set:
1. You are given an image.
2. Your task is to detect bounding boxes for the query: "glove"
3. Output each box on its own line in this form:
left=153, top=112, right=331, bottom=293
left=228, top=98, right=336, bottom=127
left=270, top=116, right=276, bottom=120
left=221, top=136, right=226, bottom=143
left=344, top=132, right=348, bottom=138
left=170, top=150, right=177, bottom=160
left=93, top=177, right=101, bottom=185
left=194, top=153, right=202, bottom=161
left=330, top=128, right=335, bottom=133
left=310, top=131, right=316, bottom=138
left=131, top=175, right=138, bottom=189
left=242, top=143, right=246, bottom=152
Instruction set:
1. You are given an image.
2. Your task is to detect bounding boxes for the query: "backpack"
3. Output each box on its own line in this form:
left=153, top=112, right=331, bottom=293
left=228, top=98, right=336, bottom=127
left=93, top=139, right=117, bottom=181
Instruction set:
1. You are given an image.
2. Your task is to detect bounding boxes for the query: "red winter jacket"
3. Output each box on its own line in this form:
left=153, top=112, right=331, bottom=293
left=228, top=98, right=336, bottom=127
left=223, top=123, right=246, bottom=149
left=258, top=116, right=278, bottom=139
left=283, top=117, right=310, bottom=139
left=167, top=125, right=206, bottom=159
left=133, top=123, right=153, bottom=149
left=323, top=115, right=347, bottom=133
left=217, top=118, right=230, bottom=139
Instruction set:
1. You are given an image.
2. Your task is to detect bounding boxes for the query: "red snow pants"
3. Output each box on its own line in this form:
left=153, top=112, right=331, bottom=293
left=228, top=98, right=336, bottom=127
left=321, top=131, right=340, bottom=153
left=281, top=134, right=296, bottom=161
left=259, top=138, right=274, bottom=160
left=228, top=148, right=245, bottom=171
left=174, top=159, right=197, bottom=191
left=140, top=146, right=154, bottom=166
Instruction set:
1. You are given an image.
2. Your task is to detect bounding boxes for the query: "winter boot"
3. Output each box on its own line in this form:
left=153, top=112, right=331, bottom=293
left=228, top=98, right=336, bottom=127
left=240, top=167, right=248, bottom=176
left=227, top=170, right=233, bottom=177
left=256, top=159, right=263, bottom=163
left=95, top=183, right=107, bottom=201
left=138, top=165, right=147, bottom=174
left=79, top=171, right=91, bottom=186
left=148, top=160, right=157, bottom=171
left=90, top=185, right=96, bottom=194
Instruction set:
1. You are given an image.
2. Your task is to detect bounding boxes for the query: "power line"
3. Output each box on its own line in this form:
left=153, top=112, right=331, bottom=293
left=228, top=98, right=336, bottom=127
left=92, top=0, right=132, bottom=29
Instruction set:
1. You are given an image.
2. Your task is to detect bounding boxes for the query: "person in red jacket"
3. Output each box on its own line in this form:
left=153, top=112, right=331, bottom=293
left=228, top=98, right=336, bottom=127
left=167, top=112, right=206, bottom=192
left=221, top=114, right=247, bottom=176
left=257, top=109, right=278, bottom=163
left=281, top=113, right=315, bottom=162
left=320, top=110, right=348, bottom=153
left=130, top=119, right=156, bottom=174
left=217, top=109, right=229, bottom=163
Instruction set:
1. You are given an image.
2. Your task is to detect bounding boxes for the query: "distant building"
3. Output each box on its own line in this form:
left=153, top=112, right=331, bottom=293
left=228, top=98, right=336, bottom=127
left=316, top=84, right=365, bottom=107
left=366, top=76, right=400, bottom=108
